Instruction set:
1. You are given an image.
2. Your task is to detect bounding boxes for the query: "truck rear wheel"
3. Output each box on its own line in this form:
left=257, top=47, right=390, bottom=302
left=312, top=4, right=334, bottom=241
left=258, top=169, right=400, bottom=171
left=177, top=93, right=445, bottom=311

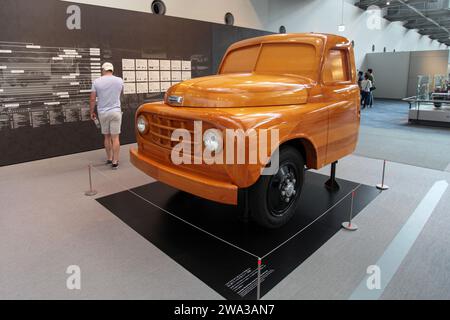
left=249, top=146, right=305, bottom=228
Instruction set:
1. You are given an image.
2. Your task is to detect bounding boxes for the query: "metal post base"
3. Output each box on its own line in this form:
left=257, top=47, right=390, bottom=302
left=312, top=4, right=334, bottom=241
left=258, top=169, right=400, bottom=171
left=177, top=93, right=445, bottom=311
left=376, top=184, right=390, bottom=191
left=342, top=222, right=358, bottom=231
left=85, top=164, right=97, bottom=197
left=238, top=189, right=250, bottom=223
left=325, top=179, right=340, bottom=191
left=325, top=161, right=340, bottom=191
left=257, top=258, right=262, bottom=300
left=377, top=160, right=389, bottom=191
left=85, top=190, right=98, bottom=197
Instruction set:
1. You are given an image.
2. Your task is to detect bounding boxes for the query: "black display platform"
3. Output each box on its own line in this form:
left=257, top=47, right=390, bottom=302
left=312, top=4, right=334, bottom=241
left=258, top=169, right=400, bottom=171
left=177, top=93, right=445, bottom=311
left=97, top=172, right=380, bottom=300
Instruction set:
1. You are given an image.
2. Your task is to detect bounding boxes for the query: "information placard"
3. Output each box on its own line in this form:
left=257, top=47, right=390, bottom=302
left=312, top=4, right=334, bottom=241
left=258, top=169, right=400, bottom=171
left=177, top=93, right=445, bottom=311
left=160, top=60, right=171, bottom=71
left=122, top=59, right=135, bottom=71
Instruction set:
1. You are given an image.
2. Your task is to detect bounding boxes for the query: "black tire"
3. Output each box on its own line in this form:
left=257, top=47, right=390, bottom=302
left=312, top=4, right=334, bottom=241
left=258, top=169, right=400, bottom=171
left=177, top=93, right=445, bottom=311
left=249, top=145, right=305, bottom=228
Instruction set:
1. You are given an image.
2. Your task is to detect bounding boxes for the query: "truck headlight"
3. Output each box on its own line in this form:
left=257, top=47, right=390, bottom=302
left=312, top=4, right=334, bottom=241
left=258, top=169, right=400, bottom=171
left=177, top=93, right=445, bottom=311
left=203, top=129, right=223, bottom=153
left=137, top=115, right=148, bottom=134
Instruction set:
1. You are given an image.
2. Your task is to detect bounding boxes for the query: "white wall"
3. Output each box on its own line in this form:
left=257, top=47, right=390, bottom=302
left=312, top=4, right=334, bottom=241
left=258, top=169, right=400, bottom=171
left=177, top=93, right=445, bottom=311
left=61, top=0, right=448, bottom=69
left=265, top=0, right=448, bottom=69
left=61, top=0, right=269, bottom=29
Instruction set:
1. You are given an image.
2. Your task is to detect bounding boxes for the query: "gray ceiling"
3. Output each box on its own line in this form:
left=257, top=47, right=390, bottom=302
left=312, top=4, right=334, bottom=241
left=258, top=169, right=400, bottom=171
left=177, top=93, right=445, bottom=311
left=354, top=0, right=450, bottom=46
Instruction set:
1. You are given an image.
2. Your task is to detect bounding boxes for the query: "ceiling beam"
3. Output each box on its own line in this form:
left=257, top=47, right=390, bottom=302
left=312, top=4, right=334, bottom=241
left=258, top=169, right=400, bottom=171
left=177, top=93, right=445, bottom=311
left=405, top=19, right=450, bottom=29
left=354, top=0, right=450, bottom=44
left=385, top=10, right=450, bottom=22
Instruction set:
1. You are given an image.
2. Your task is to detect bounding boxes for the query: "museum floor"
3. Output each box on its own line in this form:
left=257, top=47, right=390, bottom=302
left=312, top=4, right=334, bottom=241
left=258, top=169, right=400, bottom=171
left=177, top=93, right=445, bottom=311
left=356, top=99, right=450, bottom=172
left=1, top=101, right=450, bottom=300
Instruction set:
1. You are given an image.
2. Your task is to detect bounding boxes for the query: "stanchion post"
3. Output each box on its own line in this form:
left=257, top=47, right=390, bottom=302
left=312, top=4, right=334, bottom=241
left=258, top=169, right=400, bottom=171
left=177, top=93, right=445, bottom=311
left=85, top=164, right=98, bottom=196
left=257, top=258, right=262, bottom=300
left=342, top=190, right=358, bottom=231
left=376, top=160, right=390, bottom=190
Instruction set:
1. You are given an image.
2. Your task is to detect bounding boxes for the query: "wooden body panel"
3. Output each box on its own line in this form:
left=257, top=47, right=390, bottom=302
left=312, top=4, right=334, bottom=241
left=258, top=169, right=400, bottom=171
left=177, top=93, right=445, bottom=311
left=130, top=147, right=238, bottom=204
left=169, top=73, right=311, bottom=108
left=131, top=33, right=360, bottom=205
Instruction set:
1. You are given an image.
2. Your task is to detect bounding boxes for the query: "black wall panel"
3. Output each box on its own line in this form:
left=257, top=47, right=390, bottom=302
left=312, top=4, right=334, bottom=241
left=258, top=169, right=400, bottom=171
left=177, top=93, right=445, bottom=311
left=0, top=0, right=270, bottom=166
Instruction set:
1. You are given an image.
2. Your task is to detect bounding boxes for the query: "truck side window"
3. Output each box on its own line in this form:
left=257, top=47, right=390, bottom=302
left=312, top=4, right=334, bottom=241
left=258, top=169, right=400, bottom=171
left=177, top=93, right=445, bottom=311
left=322, top=49, right=350, bottom=83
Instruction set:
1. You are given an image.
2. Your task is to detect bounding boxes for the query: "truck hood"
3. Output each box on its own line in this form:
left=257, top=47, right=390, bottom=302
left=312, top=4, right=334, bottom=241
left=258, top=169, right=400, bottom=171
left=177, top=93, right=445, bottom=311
left=166, top=73, right=312, bottom=108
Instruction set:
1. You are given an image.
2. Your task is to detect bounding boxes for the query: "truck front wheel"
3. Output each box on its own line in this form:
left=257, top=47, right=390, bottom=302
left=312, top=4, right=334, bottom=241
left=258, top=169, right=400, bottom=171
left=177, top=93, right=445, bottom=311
left=249, top=146, right=305, bottom=228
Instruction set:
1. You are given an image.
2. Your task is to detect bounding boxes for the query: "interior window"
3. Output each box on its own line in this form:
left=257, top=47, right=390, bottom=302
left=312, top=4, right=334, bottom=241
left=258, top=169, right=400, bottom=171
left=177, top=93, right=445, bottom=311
left=255, top=43, right=318, bottom=80
left=322, top=49, right=350, bottom=83
left=220, top=45, right=260, bottom=74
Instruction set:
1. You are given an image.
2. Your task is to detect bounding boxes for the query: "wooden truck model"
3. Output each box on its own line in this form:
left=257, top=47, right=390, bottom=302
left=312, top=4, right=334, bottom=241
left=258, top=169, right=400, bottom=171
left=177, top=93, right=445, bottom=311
left=131, top=33, right=360, bottom=228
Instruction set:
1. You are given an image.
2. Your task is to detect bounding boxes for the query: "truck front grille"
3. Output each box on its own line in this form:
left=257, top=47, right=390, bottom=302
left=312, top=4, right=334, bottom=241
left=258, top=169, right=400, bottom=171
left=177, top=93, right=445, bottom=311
left=146, top=113, right=208, bottom=152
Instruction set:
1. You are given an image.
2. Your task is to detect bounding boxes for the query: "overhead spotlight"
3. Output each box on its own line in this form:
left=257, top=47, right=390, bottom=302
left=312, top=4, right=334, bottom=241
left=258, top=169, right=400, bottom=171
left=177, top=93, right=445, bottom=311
left=338, top=24, right=346, bottom=32
left=386, top=1, right=390, bottom=5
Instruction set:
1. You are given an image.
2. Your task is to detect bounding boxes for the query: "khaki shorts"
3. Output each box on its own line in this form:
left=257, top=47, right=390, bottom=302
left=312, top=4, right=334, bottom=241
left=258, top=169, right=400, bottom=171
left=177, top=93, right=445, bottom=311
left=98, top=111, right=122, bottom=135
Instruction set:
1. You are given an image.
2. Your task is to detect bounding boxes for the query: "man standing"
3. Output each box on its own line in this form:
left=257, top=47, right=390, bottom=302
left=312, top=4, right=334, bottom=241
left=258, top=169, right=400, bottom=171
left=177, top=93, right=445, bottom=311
left=360, top=73, right=372, bottom=109
left=90, top=62, right=124, bottom=169
left=367, top=68, right=375, bottom=108
left=357, top=71, right=364, bottom=106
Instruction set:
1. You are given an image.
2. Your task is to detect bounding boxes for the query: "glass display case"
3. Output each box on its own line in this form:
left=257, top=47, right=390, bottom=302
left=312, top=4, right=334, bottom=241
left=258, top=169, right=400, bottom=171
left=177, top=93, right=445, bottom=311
left=416, top=75, right=430, bottom=100
left=405, top=75, right=450, bottom=126
left=431, top=75, right=449, bottom=108
left=433, top=74, right=448, bottom=91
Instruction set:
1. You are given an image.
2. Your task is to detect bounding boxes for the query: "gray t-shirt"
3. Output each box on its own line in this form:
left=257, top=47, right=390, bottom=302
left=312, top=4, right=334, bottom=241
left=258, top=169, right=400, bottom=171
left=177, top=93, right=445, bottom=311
left=92, top=75, right=124, bottom=114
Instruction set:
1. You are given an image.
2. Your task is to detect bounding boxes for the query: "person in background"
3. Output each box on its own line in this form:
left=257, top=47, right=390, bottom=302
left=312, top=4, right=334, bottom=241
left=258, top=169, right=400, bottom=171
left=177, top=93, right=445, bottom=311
left=90, top=62, right=124, bottom=170
left=357, top=71, right=364, bottom=105
left=367, top=68, right=375, bottom=108
left=360, top=73, right=372, bottom=109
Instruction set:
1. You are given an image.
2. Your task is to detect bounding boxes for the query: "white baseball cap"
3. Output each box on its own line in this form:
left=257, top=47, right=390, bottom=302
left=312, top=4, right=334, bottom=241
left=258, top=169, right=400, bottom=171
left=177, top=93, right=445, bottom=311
left=102, top=62, right=114, bottom=72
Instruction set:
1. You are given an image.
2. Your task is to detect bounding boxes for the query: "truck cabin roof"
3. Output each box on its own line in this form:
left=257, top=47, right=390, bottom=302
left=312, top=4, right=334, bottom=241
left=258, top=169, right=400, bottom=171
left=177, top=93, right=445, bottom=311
left=218, top=33, right=353, bottom=82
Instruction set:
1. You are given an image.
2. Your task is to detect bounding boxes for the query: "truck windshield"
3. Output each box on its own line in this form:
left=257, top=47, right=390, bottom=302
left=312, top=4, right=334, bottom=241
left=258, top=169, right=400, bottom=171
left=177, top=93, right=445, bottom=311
left=220, top=43, right=318, bottom=81
left=255, top=43, right=317, bottom=80
left=220, top=45, right=259, bottom=74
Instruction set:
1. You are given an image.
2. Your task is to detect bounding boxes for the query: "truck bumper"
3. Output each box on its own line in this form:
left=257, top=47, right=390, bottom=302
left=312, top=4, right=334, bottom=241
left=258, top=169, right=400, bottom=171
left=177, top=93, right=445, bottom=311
left=130, top=147, right=238, bottom=205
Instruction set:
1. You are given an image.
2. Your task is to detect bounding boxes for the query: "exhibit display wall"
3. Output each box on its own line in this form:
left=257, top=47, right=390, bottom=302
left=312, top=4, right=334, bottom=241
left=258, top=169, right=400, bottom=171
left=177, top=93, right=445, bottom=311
left=362, top=50, right=449, bottom=99
left=0, top=0, right=269, bottom=166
